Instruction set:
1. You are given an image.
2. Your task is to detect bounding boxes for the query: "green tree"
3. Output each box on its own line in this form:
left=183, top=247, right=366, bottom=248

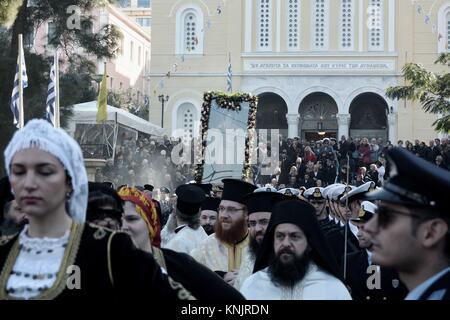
left=107, top=88, right=149, bottom=120
left=386, top=53, right=450, bottom=133
left=0, top=0, right=121, bottom=176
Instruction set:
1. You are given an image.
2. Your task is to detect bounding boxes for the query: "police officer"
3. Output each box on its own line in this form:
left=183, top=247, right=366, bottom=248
left=364, top=147, right=450, bottom=300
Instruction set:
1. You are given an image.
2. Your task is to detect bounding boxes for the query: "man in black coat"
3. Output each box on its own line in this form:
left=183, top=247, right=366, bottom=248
left=345, top=201, right=407, bottom=300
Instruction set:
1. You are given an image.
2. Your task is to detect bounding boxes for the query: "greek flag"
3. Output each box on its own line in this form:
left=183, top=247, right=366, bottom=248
left=226, top=53, right=232, bottom=93
left=45, top=55, right=56, bottom=126
left=10, top=43, right=28, bottom=128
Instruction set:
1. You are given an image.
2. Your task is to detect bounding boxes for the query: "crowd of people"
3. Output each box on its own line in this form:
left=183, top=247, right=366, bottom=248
left=256, top=135, right=450, bottom=191
left=0, top=120, right=449, bottom=301
left=95, top=134, right=197, bottom=192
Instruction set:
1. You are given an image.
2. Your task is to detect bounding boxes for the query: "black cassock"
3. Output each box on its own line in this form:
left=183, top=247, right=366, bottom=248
left=0, top=223, right=193, bottom=300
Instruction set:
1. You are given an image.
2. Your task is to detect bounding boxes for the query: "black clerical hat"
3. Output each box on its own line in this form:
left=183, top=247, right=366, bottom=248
left=241, top=191, right=285, bottom=215
left=192, top=183, right=212, bottom=196
left=175, top=184, right=206, bottom=216
left=201, top=197, right=221, bottom=212
left=364, top=147, right=450, bottom=214
left=221, top=179, right=257, bottom=204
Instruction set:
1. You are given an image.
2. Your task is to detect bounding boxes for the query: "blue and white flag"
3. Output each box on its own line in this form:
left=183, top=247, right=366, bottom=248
left=226, top=53, right=232, bottom=93
left=46, top=55, right=57, bottom=126
left=10, top=41, right=28, bottom=128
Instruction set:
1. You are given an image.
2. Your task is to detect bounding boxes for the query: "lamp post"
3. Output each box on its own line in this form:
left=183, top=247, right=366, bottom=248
left=158, top=94, right=169, bottom=128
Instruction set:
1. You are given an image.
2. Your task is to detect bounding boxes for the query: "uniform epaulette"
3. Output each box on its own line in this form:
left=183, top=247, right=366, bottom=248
left=0, top=234, right=17, bottom=246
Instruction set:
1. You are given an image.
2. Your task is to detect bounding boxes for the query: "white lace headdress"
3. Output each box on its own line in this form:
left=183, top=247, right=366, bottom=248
left=4, top=119, right=88, bottom=223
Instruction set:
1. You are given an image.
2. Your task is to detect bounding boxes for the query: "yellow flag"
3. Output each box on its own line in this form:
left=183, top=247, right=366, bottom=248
left=96, top=70, right=107, bottom=123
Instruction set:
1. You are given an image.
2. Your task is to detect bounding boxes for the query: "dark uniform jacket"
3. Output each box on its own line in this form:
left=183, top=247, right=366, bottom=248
left=345, top=250, right=408, bottom=301
left=324, top=224, right=361, bottom=274
left=418, top=269, right=450, bottom=300
left=0, top=223, right=194, bottom=300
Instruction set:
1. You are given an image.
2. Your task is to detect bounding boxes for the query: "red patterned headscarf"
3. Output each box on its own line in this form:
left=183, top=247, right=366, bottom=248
left=118, top=187, right=161, bottom=247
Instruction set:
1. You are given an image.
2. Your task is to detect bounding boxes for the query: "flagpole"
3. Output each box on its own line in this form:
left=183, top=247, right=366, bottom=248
left=54, top=50, right=60, bottom=128
left=18, top=34, right=24, bottom=129
left=102, top=61, right=108, bottom=158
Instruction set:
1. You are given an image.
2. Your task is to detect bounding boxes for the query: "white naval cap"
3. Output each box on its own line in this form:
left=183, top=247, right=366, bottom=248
left=330, top=185, right=356, bottom=201
left=278, top=188, right=300, bottom=197
left=255, top=186, right=278, bottom=193
left=303, top=187, right=325, bottom=200
left=340, top=181, right=377, bottom=203
left=361, top=201, right=378, bottom=214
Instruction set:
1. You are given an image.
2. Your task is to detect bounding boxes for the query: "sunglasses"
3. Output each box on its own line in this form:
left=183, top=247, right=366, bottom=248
left=376, top=206, right=424, bottom=228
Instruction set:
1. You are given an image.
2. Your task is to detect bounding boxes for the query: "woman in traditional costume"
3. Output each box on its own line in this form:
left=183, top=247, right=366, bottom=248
left=0, top=119, right=192, bottom=300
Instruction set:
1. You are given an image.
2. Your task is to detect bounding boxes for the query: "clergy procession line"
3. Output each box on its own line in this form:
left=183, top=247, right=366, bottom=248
left=0, top=119, right=449, bottom=300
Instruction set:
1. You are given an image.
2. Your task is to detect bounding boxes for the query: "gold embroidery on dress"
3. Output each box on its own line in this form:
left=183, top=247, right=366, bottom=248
left=0, top=222, right=84, bottom=300
left=226, top=232, right=249, bottom=271
left=0, top=235, right=16, bottom=246
left=93, top=227, right=107, bottom=240
left=168, top=276, right=196, bottom=300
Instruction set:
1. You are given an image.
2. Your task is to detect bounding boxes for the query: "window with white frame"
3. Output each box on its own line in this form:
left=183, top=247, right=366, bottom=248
left=312, top=0, right=329, bottom=51
left=136, top=17, right=151, bottom=27
left=287, top=0, right=301, bottom=50
left=340, top=0, right=354, bottom=50
left=257, top=0, right=272, bottom=51
left=176, top=7, right=204, bottom=55
left=368, top=0, right=384, bottom=51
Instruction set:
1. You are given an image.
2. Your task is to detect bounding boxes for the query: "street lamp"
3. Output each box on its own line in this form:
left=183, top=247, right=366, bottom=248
left=158, top=94, right=169, bottom=128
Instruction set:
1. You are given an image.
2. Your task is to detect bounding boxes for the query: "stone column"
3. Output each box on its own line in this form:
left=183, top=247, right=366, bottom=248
left=388, top=113, right=397, bottom=143
left=84, top=159, right=106, bottom=182
left=286, top=114, right=299, bottom=138
left=337, top=113, right=351, bottom=139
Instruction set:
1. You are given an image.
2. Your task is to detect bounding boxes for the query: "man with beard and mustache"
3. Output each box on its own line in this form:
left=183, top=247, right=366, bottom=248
left=240, top=199, right=351, bottom=299
left=191, top=179, right=256, bottom=285
left=345, top=201, right=407, bottom=300
left=233, top=187, right=285, bottom=289
left=200, top=197, right=220, bottom=235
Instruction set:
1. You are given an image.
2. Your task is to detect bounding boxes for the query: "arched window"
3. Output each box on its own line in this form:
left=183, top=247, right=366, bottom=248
left=176, top=6, right=204, bottom=55
left=286, top=0, right=301, bottom=51
left=312, top=0, right=329, bottom=51
left=438, top=4, right=450, bottom=53
left=368, top=0, right=384, bottom=51
left=176, top=103, right=199, bottom=144
left=257, top=0, right=272, bottom=51
left=340, top=0, right=354, bottom=51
